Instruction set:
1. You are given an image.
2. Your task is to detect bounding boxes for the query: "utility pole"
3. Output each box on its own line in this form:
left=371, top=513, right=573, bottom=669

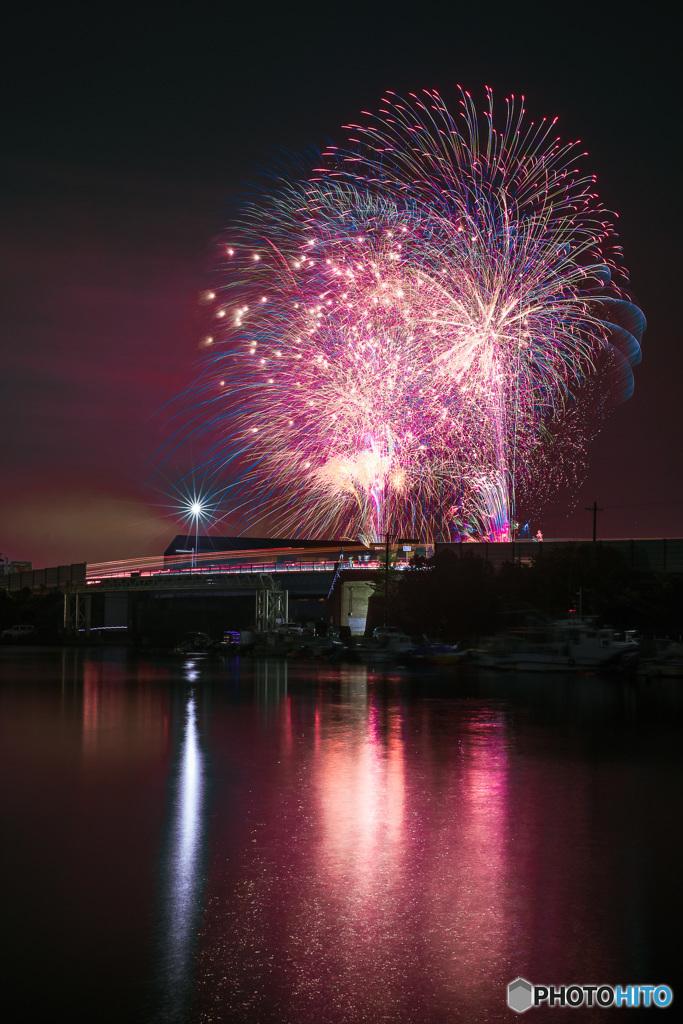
left=585, top=501, right=603, bottom=543
left=383, top=533, right=418, bottom=627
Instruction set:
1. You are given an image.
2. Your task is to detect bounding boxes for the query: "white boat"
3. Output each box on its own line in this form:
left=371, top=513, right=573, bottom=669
left=637, top=641, right=683, bottom=678
left=356, top=632, right=416, bottom=663
left=474, top=617, right=638, bottom=672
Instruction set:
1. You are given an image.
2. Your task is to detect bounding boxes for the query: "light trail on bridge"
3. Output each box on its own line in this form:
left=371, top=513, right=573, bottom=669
left=85, top=546, right=388, bottom=583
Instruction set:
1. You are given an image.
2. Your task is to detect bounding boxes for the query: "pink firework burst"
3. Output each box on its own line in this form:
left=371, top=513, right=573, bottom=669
left=169, top=87, right=644, bottom=543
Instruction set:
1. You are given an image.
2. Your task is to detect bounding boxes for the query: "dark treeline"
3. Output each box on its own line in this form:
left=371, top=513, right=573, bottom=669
left=372, top=546, right=683, bottom=644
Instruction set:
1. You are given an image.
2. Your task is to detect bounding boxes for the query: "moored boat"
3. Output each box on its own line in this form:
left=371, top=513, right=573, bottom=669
left=408, top=637, right=466, bottom=665
left=637, top=641, right=683, bottom=678
left=473, top=617, right=638, bottom=672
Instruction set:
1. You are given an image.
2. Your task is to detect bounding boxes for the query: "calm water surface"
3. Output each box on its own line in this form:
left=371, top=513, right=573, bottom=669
left=1, top=647, right=681, bottom=1022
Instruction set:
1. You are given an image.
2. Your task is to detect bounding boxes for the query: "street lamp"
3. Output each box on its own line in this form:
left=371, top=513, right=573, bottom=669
left=172, top=484, right=225, bottom=572
left=189, top=501, right=203, bottom=569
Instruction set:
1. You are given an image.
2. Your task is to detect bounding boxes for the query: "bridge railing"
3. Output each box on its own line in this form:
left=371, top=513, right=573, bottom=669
left=86, top=554, right=383, bottom=582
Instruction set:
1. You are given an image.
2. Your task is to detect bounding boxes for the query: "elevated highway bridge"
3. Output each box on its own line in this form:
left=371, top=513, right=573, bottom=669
left=65, top=544, right=387, bottom=641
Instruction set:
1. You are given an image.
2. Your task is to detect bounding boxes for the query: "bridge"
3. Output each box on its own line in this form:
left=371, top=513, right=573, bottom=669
left=63, top=570, right=290, bottom=640
left=61, top=544, right=389, bottom=641
left=0, top=542, right=390, bottom=641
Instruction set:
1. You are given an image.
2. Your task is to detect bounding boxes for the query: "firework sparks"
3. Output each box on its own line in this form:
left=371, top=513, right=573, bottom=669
left=167, top=88, right=644, bottom=543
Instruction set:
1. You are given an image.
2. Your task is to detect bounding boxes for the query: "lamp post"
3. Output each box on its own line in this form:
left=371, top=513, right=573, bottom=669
left=175, top=488, right=219, bottom=572
left=190, top=501, right=203, bottom=570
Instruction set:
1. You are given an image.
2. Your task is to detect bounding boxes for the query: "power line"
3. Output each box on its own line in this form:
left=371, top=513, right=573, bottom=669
left=598, top=499, right=683, bottom=511
left=542, top=498, right=683, bottom=520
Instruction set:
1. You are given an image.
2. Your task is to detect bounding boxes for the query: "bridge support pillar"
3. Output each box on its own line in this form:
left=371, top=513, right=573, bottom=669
left=63, top=591, right=92, bottom=638
left=255, top=588, right=287, bottom=631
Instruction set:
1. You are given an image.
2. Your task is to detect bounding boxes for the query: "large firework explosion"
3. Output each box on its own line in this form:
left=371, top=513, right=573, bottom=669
left=168, top=88, right=644, bottom=543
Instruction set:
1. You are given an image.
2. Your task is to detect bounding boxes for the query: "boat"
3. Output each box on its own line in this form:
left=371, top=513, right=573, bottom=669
left=637, top=641, right=683, bottom=678
left=354, top=632, right=416, bottom=663
left=408, top=637, right=466, bottom=665
left=473, top=617, right=638, bottom=672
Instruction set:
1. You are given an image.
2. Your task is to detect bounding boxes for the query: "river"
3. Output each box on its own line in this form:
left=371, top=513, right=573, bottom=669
left=1, top=647, right=680, bottom=1021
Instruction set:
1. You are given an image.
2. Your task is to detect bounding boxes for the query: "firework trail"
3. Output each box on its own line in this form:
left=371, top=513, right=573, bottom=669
left=166, top=88, right=644, bottom=543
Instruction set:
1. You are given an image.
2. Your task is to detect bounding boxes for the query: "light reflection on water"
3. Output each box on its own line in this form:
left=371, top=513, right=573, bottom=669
left=194, top=669, right=520, bottom=1022
left=1, top=648, right=682, bottom=1023
left=154, top=677, right=207, bottom=1023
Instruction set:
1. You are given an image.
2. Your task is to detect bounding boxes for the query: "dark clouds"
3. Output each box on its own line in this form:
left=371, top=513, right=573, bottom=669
left=0, top=161, right=216, bottom=562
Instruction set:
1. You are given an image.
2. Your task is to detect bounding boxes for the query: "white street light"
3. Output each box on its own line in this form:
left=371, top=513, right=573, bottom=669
left=172, top=486, right=226, bottom=573
left=189, top=501, right=204, bottom=569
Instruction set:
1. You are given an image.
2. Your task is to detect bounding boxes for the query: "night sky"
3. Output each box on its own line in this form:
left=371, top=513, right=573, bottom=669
left=2, top=2, right=680, bottom=567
